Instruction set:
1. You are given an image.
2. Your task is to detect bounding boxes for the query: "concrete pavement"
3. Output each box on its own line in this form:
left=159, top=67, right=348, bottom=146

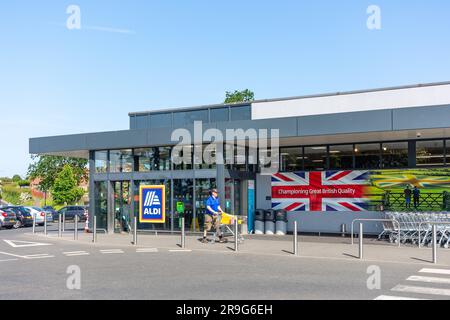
left=1, top=224, right=450, bottom=300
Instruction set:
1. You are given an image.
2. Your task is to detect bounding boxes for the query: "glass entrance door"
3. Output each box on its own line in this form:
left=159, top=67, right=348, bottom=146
left=113, top=181, right=132, bottom=233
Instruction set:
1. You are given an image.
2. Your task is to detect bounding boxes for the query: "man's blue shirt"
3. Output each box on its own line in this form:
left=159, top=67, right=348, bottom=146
left=206, top=196, right=220, bottom=215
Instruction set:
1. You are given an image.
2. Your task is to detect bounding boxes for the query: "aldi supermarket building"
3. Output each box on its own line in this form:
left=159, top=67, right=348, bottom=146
left=30, top=82, right=450, bottom=235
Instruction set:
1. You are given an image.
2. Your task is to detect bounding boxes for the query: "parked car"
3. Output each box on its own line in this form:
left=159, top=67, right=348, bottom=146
left=0, top=208, right=18, bottom=229
left=25, top=207, right=52, bottom=226
left=1, top=206, right=34, bottom=228
left=43, top=206, right=58, bottom=222
left=57, top=206, right=88, bottom=222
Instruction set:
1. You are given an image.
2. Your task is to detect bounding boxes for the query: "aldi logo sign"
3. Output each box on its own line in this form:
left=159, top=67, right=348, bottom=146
left=140, top=186, right=166, bottom=223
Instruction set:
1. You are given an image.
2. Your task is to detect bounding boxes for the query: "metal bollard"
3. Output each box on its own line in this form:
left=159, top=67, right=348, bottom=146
left=341, top=223, right=347, bottom=237
left=133, top=216, right=138, bottom=246
left=74, top=215, right=78, bottom=240
left=92, top=216, right=97, bottom=243
left=432, top=224, right=437, bottom=264
left=359, top=223, right=364, bottom=260
left=32, top=214, right=36, bottom=234
left=234, top=218, right=239, bottom=252
left=58, top=214, right=62, bottom=238
left=62, top=213, right=66, bottom=233
left=181, top=217, right=185, bottom=249
left=44, top=214, right=48, bottom=236
left=293, top=221, right=298, bottom=256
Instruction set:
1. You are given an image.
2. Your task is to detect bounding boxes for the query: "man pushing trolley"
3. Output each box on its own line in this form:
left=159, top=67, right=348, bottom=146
left=202, top=188, right=227, bottom=244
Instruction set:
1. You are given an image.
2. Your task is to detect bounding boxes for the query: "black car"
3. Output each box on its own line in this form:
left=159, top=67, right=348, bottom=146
left=2, top=206, right=34, bottom=228
left=57, top=206, right=88, bottom=222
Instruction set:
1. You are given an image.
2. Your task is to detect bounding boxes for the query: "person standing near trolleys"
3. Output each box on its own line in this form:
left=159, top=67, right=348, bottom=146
left=413, top=186, right=421, bottom=209
left=404, top=185, right=412, bottom=209
left=202, top=189, right=227, bottom=244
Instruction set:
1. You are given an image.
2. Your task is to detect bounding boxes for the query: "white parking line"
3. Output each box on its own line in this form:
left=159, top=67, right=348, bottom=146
left=100, top=249, right=124, bottom=254
left=64, top=251, right=90, bottom=257
left=136, top=248, right=158, bottom=253
left=407, top=275, right=450, bottom=285
left=0, top=259, right=19, bottom=262
left=419, top=268, right=450, bottom=276
left=374, top=295, right=428, bottom=300
left=169, top=249, right=192, bottom=252
left=392, top=285, right=450, bottom=297
left=23, top=254, right=55, bottom=260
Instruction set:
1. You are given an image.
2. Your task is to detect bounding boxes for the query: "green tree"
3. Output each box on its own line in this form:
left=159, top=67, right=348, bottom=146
left=27, top=155, right=88, bottom=194
left=51, top=165, right=85, bottom=205
left=12, top=175, right=22, bottom=182
left=224, top=89, right=255, bottom=104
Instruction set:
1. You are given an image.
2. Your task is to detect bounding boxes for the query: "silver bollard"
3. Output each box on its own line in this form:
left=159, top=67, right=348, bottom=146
left=181, top=217, right=185, bottom=249
left=74, top=215, right=78, bottom=240
left=62, top=213, right=66, bottom=233
left=58, top=214, right=62, bottom=238
left=234, top=218, right=239, bottom=252
left=359, top=223, right=364, bottom=260
left=341, top=223, right=347, bottom=237
left=293, top=221, right=298, bottom=256
left=32, top=214, right=36, bottom=234
left=44, top=214, right=48, bottom=236
left=92, top=216, right=97, bottom=243
left=432, top=224, right=437, bottom=264
left=133, top=216, right=138, bottom=246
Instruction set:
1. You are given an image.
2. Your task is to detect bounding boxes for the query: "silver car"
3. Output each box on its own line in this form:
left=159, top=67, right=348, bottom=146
left=0, top=208, right=18, bottom=229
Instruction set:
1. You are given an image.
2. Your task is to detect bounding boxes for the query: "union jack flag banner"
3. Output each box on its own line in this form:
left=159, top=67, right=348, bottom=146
left=271, top=171, right=370, bottom=212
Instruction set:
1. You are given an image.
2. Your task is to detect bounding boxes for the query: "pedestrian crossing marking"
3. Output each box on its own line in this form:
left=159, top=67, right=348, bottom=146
left=407, top=275, right=450, bottom=285
left=392, top=285, right=450, bottom=297
left=374, top=295, right=428, bottom=300
left=419, top=268, right=450, bottom=276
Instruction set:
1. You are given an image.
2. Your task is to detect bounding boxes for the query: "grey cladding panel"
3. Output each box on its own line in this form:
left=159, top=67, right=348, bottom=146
left=393, top=105, right=450, bottom=130
left=86, top=130, right=148, bottom=150
left=29, top=134, right=87, bottom=154
left=298, top=110, right=392, bottom=136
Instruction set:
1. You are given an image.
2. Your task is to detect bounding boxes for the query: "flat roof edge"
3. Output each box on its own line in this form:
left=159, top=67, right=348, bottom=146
left=128, top=80, right=450, bottom=116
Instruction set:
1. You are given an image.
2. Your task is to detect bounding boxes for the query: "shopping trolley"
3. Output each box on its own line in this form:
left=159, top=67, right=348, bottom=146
left=211, top=213, right=246, bottom=244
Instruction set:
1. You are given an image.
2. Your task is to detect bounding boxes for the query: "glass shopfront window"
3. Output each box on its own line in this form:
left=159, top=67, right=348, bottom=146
left=94, top=181, right=108, bottom=230
left=355, top=143, right=381, bottom=169
left=110, top=149, right=134, bottom=173
left=95, top=151, right=108, bottom=173
left=382, top=142, right=409, bottom=168
left=447, top=140, right=450, bottom=165
left=173, top=145, right=193, bottom=170
left=329, top=145, right=354, bottom=170
left=194, top=145, right=217, bottom=170
left=134, top=180, right=171, bottom=231
left=280, top=147, right=303, bottom=172
left=416, top=140, right=445, bottom=167
left=173, top=179, right=194, bottom=231
left=225, top=143, right=247, bottom=171
left=135, top=147, right=171, bottom=171
left=304, top=146, right=327, bottom=171
left=113, top=181, right=132, bottom=233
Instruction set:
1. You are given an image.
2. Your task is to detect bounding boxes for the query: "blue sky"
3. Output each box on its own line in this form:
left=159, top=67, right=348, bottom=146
left=1, top=0, right=450, bottom=177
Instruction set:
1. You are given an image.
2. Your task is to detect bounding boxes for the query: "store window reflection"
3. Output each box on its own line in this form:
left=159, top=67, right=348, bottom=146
left=173, top=179, right=193, bottom=231
left=329, top=145, right=353, bottom=169
left=280, top=148, right=303, bottom=172
left=355, top=144, right=381, bottom=169
left=95, top=151, right=108, bottom=173
left=110, top=149, right=133, bottom=173
left=382, top=142, right=409, bottom=168
left=94, top=181, right=108, bottom=230
left=304, top=146, right=327, bottom=171
left=416, top=140, right=445, bottom=167
left=135, top=147, right=171, bottom=171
